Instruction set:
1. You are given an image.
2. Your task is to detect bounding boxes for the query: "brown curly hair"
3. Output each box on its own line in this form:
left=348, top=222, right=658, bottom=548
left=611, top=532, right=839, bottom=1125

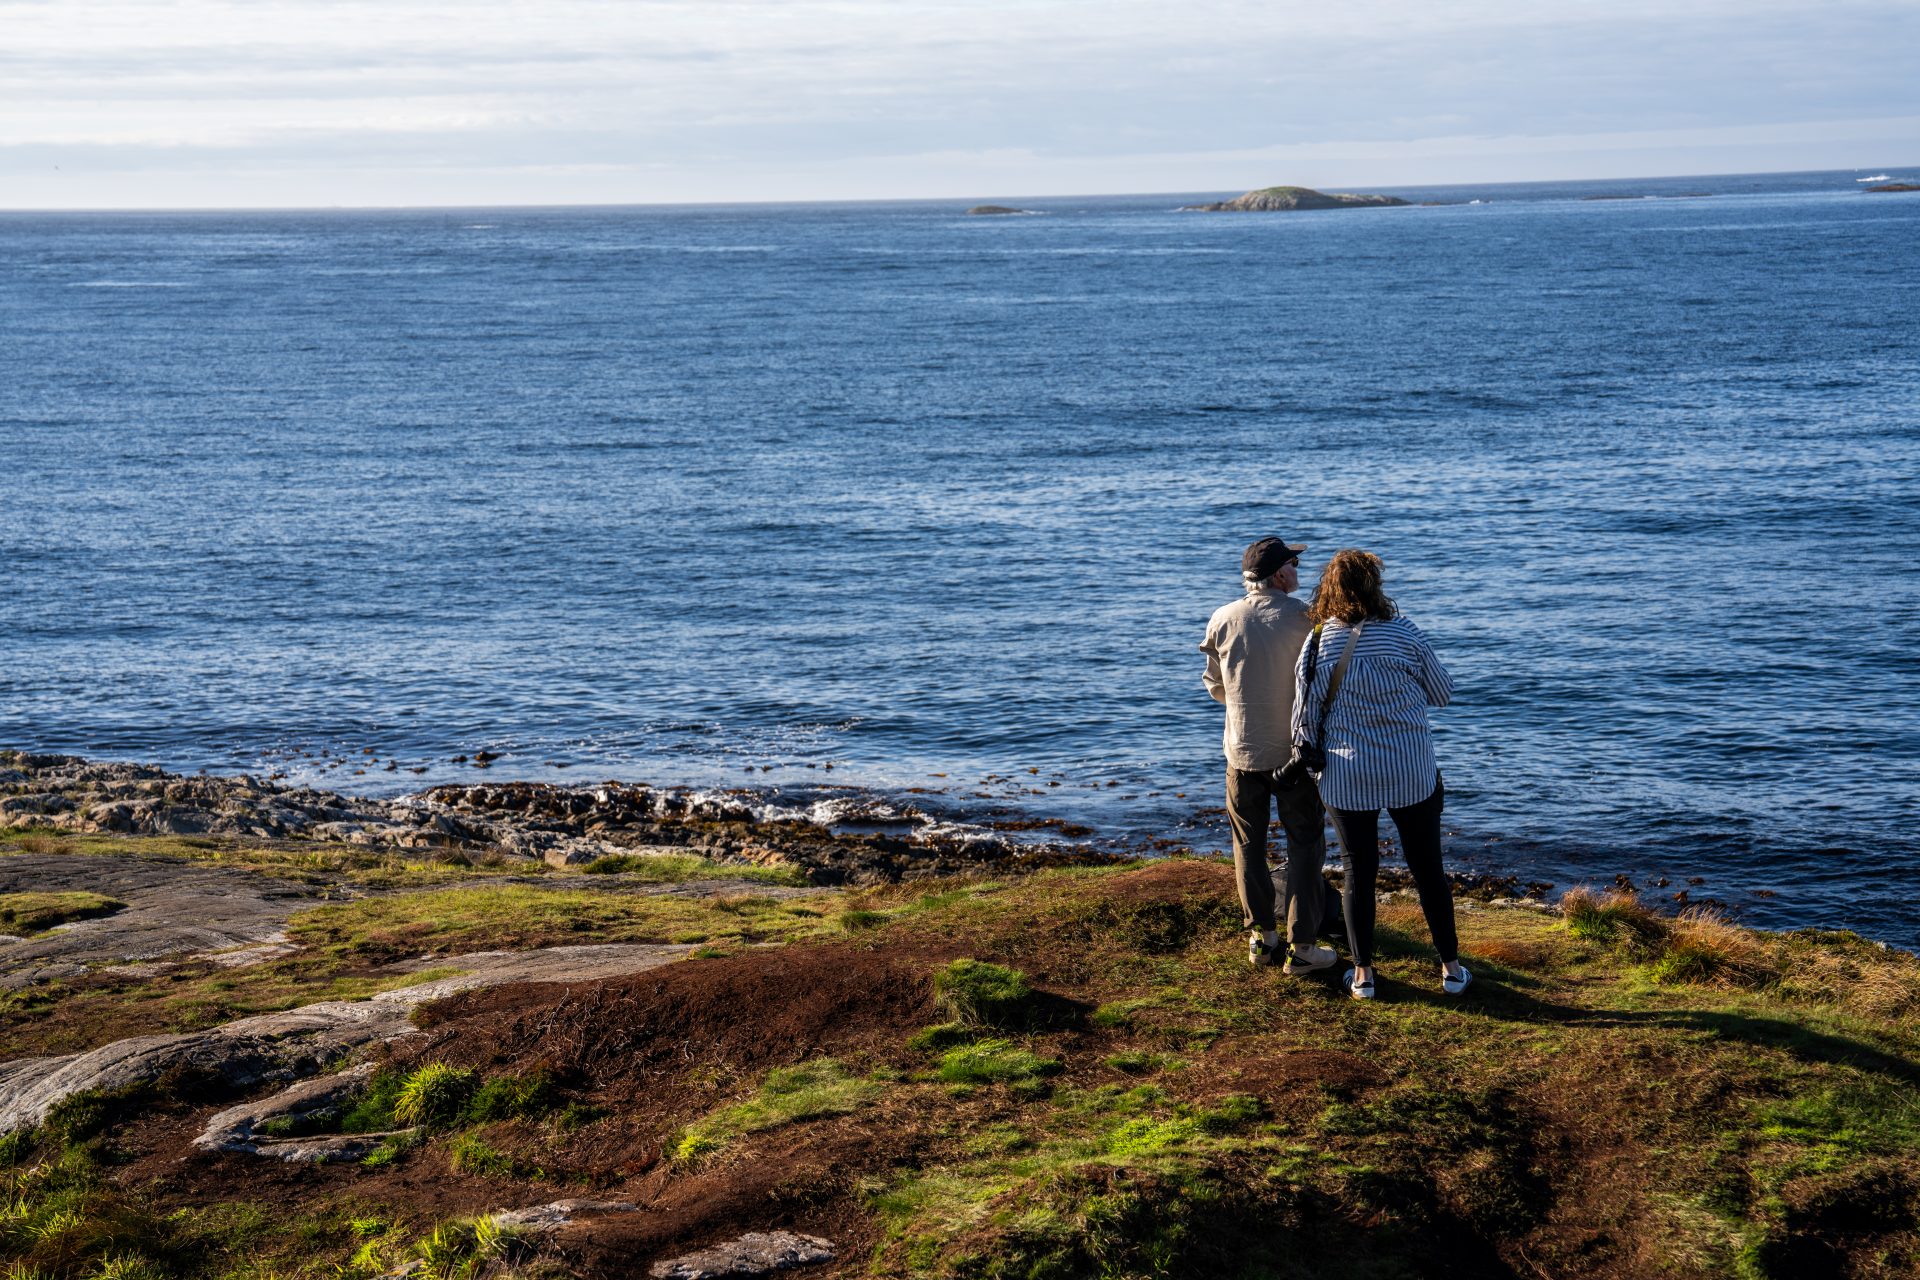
left=1308, top=549, right=1398, bottom=626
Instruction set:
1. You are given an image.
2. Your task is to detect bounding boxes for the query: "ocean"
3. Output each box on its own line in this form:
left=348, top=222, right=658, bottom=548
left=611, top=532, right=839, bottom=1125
left=3, top=167, right=1916, bottom=945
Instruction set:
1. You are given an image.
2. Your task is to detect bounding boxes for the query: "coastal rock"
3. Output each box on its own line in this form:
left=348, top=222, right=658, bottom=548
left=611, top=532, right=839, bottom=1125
left=0, top=852, right=316, bottom=989
left=1181, top=185, right=1408, bottom=212
left=965, top=205, right=1031, bottom=216
left=493, top=1200, right=639, bottom=1232
left=1865, top=183, right=1919, bottom=193
left=193, top=1063, right=405, bottom=1161
left=0, top=751, right=1123, bottom=885
left=0, top=943, right=687, bottom=1134
left=649, top=1231, right=836, bottom=1279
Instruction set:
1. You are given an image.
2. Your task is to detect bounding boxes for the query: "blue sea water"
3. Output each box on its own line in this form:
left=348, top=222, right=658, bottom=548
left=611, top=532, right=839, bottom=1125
left=3, top=168, right=1917, bottom=944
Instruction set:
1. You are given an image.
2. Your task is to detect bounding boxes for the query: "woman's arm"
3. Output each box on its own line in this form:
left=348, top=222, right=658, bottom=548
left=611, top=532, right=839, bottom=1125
left=1291, top=628, right=1321, bottom=743
left=1402, top=619, right=1454, bottom=708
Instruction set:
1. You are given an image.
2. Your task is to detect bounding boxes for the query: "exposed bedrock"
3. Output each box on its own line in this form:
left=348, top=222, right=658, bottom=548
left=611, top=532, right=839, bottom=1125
left=0, top=943, right=686, bottom=1135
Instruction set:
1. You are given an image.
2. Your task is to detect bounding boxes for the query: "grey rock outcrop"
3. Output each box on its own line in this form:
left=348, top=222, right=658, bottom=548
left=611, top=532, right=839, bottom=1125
left=0, top=852, right=315, bottom=988
left=1181, top=185, right=1408, bottom=212
left=649, top=1232, right=836, bottom=1279
left=0, top=943, right=686, bottom=1135
left=494, top=1200, right=639, bottom=1231
left=194, top=1064, right=409, bottom=1163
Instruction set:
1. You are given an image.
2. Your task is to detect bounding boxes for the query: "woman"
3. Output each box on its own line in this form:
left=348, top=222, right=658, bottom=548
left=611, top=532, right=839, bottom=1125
left=1291, top=549, right=1466, bottom=999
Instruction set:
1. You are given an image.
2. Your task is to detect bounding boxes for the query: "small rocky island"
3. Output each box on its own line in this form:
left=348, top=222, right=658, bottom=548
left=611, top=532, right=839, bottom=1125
left=1865, top=182, right=1919, bottom=193
left=965, top=204, right=1034, bottom=216
left=1182, top=184, right=1408, bottom=212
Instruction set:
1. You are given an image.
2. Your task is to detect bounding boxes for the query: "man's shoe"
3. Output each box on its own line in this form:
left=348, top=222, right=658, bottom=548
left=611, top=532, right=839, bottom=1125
left=1343, top=967, right=1377, bottom=1000
left=1283, top=943, right=1339, bottom=975
left=1248, top=932, right=1283, bottom=967
left=1442, top=963, right=1473, bottom=996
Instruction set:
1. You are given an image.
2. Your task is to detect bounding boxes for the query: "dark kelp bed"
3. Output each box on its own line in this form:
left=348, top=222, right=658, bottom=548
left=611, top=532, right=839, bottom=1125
left=3, top=831, right=1919, bottom=1280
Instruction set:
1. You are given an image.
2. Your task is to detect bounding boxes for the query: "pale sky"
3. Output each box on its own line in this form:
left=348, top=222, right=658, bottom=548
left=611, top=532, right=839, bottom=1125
left=2, top=0, right=1915, bottom=208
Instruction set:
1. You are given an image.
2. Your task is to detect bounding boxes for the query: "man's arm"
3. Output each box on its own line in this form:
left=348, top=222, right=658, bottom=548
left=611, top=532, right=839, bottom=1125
left=1200, top=628, right=1226, bottom=703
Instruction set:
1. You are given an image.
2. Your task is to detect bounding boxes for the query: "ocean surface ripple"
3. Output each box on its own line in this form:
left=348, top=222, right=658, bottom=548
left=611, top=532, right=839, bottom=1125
left=3, top=168, right=1916, bottom=945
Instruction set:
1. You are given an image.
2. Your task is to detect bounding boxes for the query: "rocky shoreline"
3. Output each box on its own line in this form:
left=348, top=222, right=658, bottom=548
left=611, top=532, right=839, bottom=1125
left=0, top=751, right=1122, bottom=885
left=0, top=751, right=1558, bottom=903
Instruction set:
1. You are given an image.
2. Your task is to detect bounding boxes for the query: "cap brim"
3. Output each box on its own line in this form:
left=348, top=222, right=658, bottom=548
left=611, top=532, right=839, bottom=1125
left=1287, top=543, right=1307, bottom=553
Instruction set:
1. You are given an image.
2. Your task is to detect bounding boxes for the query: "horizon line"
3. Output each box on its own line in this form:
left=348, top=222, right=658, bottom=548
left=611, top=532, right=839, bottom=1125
left=0, top=162, right=1911, bottom=216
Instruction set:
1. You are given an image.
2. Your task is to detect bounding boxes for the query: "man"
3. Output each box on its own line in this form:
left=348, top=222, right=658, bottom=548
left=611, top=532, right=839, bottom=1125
left=1201, top=536, right=1339, bottom=972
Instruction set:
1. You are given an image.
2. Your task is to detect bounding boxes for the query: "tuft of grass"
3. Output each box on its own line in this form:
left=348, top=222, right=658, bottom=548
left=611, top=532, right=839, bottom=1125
left=446, top=1134, right=521, bottom=1179
left=933, top=959, right=1032, bottom=1028
left=838, top=909, right=890, bottom=933
left=1651, top=911, right=1779, bottom=988
left=935, top=1039, right=1059, bottom=1086
left=391, top=1064, right=476, bottom=1131
left=0, top=894, right=123, bottom=937
left=672, top=1058, right=881, bottom=1162
left=1560, top=887, right=1667, bottom=949
left=906, top=1023, right=974, bottom=1053
left=360, top=1130, right=422, bottom=1169
left=462, top=1071, right=556, bottom=1125
left=413, top=1216, right=524, bottom=1280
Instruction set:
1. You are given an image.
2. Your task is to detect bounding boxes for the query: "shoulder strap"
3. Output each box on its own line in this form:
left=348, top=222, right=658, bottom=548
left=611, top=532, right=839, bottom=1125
left=1314, top=621, right=1366, bottom=742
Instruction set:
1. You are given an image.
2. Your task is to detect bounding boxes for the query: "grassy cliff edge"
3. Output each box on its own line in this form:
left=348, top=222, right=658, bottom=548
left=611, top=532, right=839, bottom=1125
left=2, top=837, right=1916, bottom=1280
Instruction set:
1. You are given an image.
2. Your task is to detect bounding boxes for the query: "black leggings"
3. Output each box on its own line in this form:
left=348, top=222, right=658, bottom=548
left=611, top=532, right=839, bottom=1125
left=1326, top=775, right=1456, bottom=968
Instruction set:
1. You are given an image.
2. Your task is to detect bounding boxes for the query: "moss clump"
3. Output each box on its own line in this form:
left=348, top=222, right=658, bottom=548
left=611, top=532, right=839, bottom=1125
left=0, top=892, right=123, bottom=936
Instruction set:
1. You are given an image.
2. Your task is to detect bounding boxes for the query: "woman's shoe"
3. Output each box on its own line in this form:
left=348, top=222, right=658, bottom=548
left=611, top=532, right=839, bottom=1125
left=1442, top=963, right=1473, bottom=996
left=1342, top=967, right=1376, bottom=1000
left=1248, top=932, right=1283, bottom=967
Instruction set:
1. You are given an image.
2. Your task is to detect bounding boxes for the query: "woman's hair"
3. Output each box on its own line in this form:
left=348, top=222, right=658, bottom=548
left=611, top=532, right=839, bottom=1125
left=1307, top=549, right=1398, bottom=626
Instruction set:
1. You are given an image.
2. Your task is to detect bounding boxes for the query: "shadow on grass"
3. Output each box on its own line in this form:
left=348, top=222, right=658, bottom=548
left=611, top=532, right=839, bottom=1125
left=1382, top=975, right=1920, bottom=1085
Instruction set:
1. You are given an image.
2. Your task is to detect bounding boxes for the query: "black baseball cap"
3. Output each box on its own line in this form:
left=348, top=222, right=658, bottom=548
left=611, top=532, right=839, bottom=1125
left=1242, top=537, right=1308, bottom=579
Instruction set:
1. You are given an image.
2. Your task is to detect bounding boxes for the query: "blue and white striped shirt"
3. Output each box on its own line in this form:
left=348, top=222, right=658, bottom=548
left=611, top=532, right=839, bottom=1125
left=1292, top=616, right=1453, bottom=811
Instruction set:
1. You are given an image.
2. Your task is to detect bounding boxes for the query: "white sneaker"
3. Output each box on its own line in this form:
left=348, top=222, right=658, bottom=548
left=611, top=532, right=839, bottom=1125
left=1343, top=967, right=1376, bottom=1000
left=1442, top=963, right=1473, bottom=996
left=1283, top=943, right=1338, bottom=975
left=1248, top=932, right=1283, bottom=967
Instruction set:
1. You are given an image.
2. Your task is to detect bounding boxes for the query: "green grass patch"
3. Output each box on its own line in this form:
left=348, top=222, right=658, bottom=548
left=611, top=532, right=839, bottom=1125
left=933, top=958, right=1032, bottom=1028
left=287, top=883, right=841, bottom=962
left=935, top=1039, right=1059, bottom=1085
left=580, top=852, right=807, bottom=885
left=672, top=1058, right=882, bottom=1162
left=0, top=892, right=123, bottom=936
left=391, top=1063, right=477, bottom=1129
left=0, top=829, right=532, bottom=890
left=445, top=1133, right=525, bottom=1179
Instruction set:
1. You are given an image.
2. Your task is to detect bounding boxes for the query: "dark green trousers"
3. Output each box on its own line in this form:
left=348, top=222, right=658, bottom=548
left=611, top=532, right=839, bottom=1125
left=1226, top=766, right=1332, bottom=950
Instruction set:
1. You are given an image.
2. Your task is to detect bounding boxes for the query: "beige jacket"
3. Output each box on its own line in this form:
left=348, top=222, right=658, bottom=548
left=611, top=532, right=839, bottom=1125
left=1201, top=587, right=1315, bottom=771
